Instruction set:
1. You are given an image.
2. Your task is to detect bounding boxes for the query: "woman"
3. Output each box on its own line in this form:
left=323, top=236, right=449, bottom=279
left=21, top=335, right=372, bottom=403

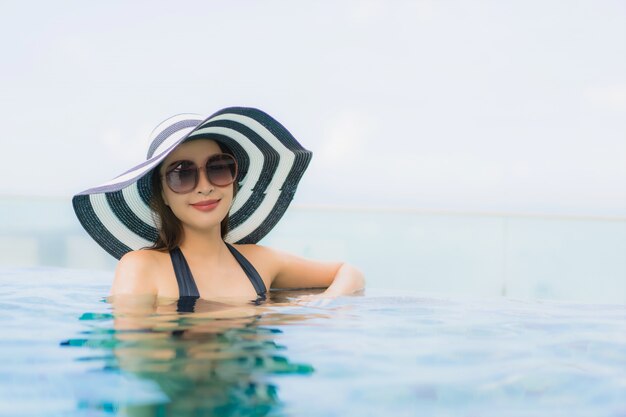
left=73, top=106, right=364, bottom=306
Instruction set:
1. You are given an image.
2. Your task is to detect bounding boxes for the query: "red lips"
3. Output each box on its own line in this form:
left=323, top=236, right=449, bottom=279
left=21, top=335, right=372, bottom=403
left=190, top=199, right=220, bottom=211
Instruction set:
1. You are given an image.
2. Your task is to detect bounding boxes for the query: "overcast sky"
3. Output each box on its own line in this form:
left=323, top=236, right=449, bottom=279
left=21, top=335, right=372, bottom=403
left=1, top=0, right=624, bottom=217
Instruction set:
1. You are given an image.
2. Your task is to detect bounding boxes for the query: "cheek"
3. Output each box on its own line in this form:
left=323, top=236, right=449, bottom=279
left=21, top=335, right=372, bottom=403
left=161, top=189, right=187, bottom=215
left=225, top=186, right=235, bottom=206
left=161, top=184, right=183, bottom=208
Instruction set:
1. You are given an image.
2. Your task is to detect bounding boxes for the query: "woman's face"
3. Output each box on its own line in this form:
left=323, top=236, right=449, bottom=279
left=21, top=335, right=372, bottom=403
left=159, top=139, right=234, bottom=234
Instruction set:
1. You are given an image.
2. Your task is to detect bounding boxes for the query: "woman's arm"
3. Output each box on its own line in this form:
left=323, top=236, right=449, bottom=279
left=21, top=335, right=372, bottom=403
left=266, top=247, right=366, bottom=297
left=321, top=263, right=365, bottom=297
left=108, top=251, right=160, bottom=332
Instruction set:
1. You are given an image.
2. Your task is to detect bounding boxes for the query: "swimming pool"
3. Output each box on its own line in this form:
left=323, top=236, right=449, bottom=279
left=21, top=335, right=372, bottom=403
left=1, top=267, right=624, bottom=416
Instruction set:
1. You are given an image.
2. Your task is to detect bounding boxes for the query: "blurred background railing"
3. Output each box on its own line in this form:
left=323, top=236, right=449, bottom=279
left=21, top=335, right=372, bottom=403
left=1, top=196, right=624, bottom=304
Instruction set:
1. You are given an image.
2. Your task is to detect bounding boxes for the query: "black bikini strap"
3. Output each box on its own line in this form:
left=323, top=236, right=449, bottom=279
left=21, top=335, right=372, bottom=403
left=176, top=296, right=199, bottom=313
left=170, top=247, right=200, bottom=298
left=170, top=245, right=266, bottom=308
left=225, top=243, right=267, bottom=298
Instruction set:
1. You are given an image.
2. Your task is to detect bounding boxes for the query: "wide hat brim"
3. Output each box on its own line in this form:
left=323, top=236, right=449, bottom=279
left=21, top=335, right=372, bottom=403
left=72, top=107, right=312, bottom=260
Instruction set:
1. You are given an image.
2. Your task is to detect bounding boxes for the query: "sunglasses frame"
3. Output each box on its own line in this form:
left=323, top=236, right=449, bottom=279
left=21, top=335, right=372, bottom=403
left=161, top=153, right=238, bottom=194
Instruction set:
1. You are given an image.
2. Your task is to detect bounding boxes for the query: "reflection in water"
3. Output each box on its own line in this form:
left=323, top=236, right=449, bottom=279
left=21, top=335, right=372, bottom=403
left=60, top=291, right=324, bottom=417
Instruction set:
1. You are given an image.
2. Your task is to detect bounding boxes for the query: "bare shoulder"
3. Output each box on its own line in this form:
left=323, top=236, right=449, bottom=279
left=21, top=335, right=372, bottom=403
left=117, top=249, right=163, bottom=272
left=232, top=244, right=282, bottom=267
left=110, top=249, right=165, bottom=296
left=232, top=243, right=278, bottom=257
left=231, top=244, right=284, bottom=283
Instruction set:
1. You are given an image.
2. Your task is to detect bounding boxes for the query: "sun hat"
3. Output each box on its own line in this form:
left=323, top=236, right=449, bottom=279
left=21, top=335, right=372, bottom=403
left=72, top=106, right=312, bottom=260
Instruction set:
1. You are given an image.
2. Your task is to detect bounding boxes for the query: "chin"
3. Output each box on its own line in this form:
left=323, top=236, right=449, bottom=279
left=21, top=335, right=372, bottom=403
left=183, top=219, right=223, bottom=233
left=186, top=211, right=229, bottom=230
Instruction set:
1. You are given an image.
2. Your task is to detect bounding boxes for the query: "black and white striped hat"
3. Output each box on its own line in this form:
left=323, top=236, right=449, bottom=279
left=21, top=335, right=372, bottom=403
left=72, top=107, right=312, bottom=260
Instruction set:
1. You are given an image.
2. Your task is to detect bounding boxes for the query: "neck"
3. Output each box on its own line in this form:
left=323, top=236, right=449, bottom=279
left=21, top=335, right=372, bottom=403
left=178, top=225, right=227, bottom=261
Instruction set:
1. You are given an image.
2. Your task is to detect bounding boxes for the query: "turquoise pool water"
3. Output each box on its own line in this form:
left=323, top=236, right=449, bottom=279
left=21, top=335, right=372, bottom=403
left=1, top=267, right=624, bottom=417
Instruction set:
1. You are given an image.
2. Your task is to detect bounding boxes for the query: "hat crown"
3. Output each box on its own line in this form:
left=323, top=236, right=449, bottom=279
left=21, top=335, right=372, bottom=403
left=146, top=114, right=204, bottom=160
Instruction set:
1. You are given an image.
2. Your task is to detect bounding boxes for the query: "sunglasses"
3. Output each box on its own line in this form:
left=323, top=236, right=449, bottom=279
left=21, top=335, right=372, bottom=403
left=162, top=153, right=238, bottom=194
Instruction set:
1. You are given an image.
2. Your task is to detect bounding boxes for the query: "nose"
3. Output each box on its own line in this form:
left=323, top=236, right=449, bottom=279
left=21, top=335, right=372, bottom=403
left=195, top=167, right=214, bottom=194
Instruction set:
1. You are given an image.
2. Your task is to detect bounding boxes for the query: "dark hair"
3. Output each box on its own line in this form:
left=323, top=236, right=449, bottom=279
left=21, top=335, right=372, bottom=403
left=148, top=141, right=237, bottom=252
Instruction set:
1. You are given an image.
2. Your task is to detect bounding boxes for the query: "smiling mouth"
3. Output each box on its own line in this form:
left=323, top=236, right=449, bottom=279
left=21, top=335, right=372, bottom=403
left=191, top=199, right=220, bottom=206
left=190, top=199, right=220, bottom=211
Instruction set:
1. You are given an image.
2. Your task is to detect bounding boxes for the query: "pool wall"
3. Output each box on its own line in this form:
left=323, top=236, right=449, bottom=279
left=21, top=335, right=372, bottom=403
left=1, top=197, right=624, bottom=303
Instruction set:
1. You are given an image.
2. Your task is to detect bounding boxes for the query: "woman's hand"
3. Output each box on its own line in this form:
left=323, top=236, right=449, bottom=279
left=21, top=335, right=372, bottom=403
left=293, top=292, right=338, bottom=308
left=322, top=263, right=365, bottom=297
left=258, top=245, right=366, bottom=297
left=292, top=264, right=366, bottom=307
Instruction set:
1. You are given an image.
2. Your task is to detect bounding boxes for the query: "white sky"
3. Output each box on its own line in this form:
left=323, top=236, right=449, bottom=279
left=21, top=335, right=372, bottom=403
left=1, top=0, right=625, bottom=217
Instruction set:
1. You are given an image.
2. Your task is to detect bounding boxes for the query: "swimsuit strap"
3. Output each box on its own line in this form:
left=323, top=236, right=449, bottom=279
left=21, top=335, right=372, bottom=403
left=169, top=244, right=267, bottom=305
left=170, top=247, right=200, bottom=297
left=225, top=243, right=267, bottom=300
left=169, top=247, right=200, bottom=313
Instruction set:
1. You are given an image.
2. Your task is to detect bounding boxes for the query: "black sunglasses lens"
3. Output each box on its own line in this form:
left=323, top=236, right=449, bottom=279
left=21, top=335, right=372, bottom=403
left=206, top=155, right=237, bottom=186
left=166, top=162, right=198, bottom=193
